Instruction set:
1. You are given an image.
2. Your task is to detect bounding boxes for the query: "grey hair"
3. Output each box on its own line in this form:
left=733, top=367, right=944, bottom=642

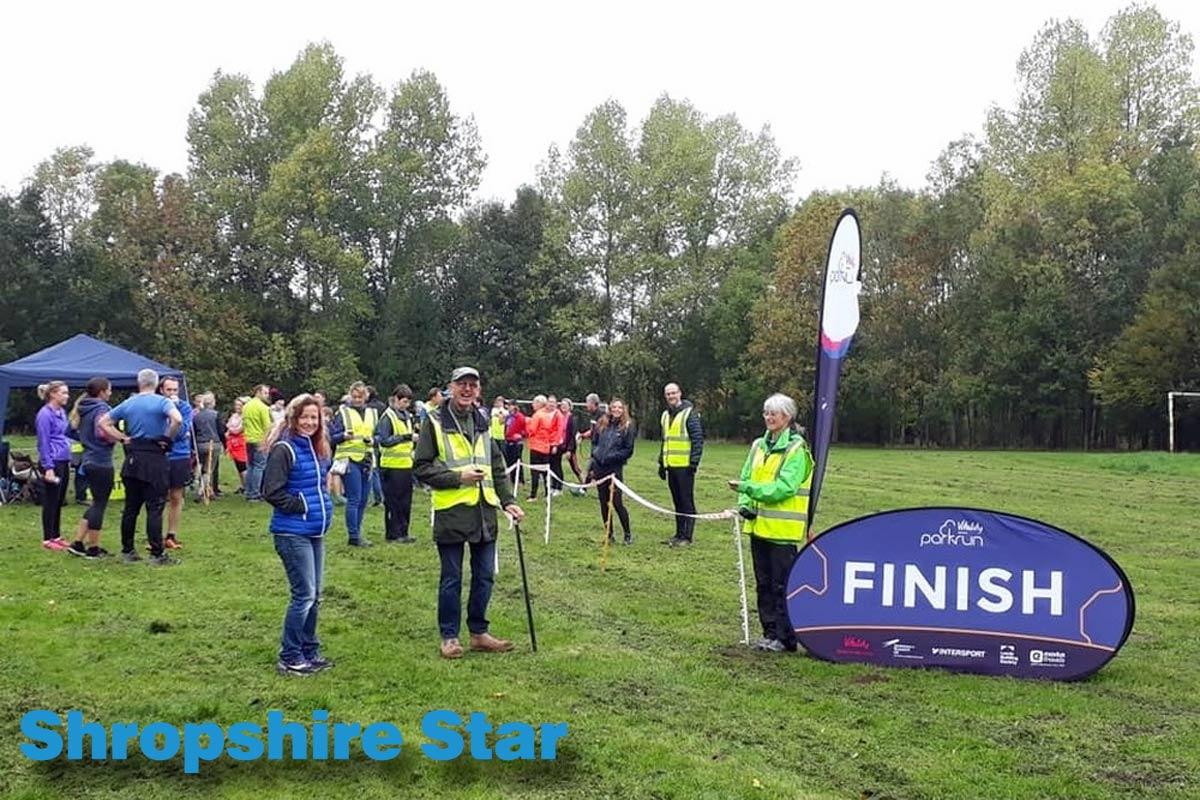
left=763, top=393, right=798, bottom=421
left=137, top=369, right=159, bottom=390
left=586, top=393, right=600, bottom=404
left=533, top=394, right=547, bottom=404
left=200, top=392, right=216, bottom=409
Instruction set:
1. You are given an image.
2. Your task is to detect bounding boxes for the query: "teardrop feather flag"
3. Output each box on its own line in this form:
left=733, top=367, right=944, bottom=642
left=808, top=209, right=862, bottom=531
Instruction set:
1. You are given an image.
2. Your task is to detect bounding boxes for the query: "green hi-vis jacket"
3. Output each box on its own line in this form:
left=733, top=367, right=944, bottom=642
left=737, top=427, right=813, bottom=543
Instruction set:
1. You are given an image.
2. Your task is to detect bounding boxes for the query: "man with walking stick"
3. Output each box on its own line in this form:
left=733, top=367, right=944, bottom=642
left=414, top=366, right=525, bottom=659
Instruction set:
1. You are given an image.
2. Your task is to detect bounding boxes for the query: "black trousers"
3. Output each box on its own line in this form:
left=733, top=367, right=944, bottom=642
left=751, top=537, right=798, bottom=647
left=41, top=460, right=69, bottom=540
left=382, top=467, right=414, bottom=540
left=73, top=461, right=89, bottom=502
left=504, top=442, right=525, bottom=486
left=549, top=451, right=564, bottom=491
left=528, top=451, right=551, bottom=498
left=666, top=467, right=697, bottom=540
left=82, top=466, right=115, bottom=530
left=596, top=469, right=630, bottom=537
left=120, top=444, right=169, bottom=556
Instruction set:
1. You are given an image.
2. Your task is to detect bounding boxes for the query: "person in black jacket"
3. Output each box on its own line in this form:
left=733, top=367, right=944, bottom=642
left=587, top=398, right=636, bottom=544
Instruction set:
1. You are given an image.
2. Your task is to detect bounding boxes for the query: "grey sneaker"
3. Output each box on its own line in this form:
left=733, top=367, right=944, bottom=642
left=306, top=655, right=335, bottom=672
left=276, top=660, right=318, bottom=676
left=761, top=639, right=787, bottom=653
left=121, top=550, right=142, bottom=564
left=149, top=553, right=179, bottom=566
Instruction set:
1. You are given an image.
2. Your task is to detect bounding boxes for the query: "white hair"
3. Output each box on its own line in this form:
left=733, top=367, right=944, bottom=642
left=533, top=394, right=547, bottom=404
left=586, top=393, right=600, bottom=404
left=763, top=393, right=798, bottom=421
left=137, top=369, right=159, bottom=390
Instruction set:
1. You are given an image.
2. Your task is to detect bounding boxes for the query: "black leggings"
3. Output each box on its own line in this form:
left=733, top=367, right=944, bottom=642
left=597, top=471, right=630, bottom=536
left=82, top=466, right=114, bottom=530
left=41, top=460, right=69, bottom=540
left=565, top=449, right=584, bottom=482
left=528, top=451, right=551, bottom=498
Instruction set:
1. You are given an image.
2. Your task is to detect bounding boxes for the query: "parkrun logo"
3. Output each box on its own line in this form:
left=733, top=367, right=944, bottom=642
left=920, top=519, right=985, bottom=548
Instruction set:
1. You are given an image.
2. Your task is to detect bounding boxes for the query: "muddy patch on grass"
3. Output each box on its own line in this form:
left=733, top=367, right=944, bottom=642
left=850, top=672, right=889, bottom=685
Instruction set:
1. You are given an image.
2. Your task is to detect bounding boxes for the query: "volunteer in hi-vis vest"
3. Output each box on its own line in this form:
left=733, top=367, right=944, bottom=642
left=658, top=381, right=704, bottom=546
left=730, top=392, right=812, bottom=654
left=374, top=383, right=417, bottom=544
left=329, top=381, right=379, bottom=547
left=412, top=366, right=525, bottom=660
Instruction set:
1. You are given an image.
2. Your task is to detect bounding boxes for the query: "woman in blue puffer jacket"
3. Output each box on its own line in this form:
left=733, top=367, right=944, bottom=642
left=260, top=394, right=334, bottom=677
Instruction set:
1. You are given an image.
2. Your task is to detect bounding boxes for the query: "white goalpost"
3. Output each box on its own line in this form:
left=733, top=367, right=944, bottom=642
left=1167, top=391, right=1200, bottom=453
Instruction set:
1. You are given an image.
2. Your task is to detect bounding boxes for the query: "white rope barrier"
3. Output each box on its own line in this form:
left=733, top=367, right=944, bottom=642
left=732, top=514, right=750, bottom=644
left=609, top=475, right=736, bottom=521
left=430, top=458, right=749, bottom=642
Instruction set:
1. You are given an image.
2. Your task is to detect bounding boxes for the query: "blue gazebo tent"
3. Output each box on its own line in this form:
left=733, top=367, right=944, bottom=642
left=0, top=334, right=184, bottom=436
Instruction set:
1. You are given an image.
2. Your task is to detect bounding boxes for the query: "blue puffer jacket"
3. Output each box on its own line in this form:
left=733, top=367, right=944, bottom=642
left=264, top=433, right=333, bottom=536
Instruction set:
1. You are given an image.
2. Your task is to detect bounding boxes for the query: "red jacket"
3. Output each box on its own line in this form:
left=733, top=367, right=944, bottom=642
left=505, top=410, right=527, bottom=443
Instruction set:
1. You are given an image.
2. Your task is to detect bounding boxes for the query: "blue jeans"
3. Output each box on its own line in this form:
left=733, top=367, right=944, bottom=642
left=273, top=534, right=324, bottom=664
left=245, top=447, right=267, bottom=500
left=343, top=461, right=371, bottom=540
left=370, top=465, right=384, bottom=504
left=437, top=539, right=496, bottom=640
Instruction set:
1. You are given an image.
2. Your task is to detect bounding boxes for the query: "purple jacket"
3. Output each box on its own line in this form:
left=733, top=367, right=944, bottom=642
left=36, top=404, right=71, bottom=467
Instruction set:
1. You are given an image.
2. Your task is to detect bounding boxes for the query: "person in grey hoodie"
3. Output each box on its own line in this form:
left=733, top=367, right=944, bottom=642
left=66, top=378, right=116, bottom=558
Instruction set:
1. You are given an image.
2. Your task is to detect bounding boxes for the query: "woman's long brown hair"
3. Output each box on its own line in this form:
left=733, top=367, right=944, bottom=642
left=261, top=394, right=330, bottom=460
left=596, top=398, right=632, bottom=434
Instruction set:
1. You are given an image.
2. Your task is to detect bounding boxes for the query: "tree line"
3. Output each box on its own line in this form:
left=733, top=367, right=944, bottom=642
left=3, top=3, right=1199, bottom=448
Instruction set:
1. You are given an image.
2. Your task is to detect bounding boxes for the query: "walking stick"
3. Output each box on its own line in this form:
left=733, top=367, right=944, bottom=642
left=203, top=443, right=214, bottom=506
left=513, top=522, right=538, bottom=652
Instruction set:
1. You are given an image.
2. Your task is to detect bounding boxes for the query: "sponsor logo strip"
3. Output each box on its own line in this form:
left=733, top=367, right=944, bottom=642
left=790, top=624, right=1116, bottom=652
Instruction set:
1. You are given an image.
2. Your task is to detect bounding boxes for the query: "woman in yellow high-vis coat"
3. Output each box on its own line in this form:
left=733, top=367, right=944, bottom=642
left=729, top=393, right=813, bottom=653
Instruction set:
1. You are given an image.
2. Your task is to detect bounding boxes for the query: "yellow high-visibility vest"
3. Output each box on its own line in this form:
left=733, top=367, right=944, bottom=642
left=69, top=440, right=84, bottom=455
left=741, top=437, right=812, bottom=543
left=660, top=406, right=692, bottom=468
left=428, top=413, right=501, bottom=511
left=338, top=406, right=379, bottom=462
left=490, top=410, right=505, bottom=441
left=379, top=409, right=414, bottom=469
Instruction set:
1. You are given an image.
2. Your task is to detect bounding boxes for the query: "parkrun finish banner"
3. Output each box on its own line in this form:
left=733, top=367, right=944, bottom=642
left=786, top=508, right=1135, bottom=680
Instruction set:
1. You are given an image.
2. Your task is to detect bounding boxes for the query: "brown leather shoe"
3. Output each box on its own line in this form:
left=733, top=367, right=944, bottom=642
left=469, top=632, right=514, bottom=653
left=440, top=638, right=464, bottom=659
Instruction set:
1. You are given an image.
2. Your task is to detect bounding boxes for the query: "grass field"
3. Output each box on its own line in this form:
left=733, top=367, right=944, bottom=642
left=1, top=438, right=1198, bottom=799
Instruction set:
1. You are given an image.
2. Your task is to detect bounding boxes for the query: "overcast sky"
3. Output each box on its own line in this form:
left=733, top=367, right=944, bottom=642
left=3, top=1, right=1199, bottom=204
